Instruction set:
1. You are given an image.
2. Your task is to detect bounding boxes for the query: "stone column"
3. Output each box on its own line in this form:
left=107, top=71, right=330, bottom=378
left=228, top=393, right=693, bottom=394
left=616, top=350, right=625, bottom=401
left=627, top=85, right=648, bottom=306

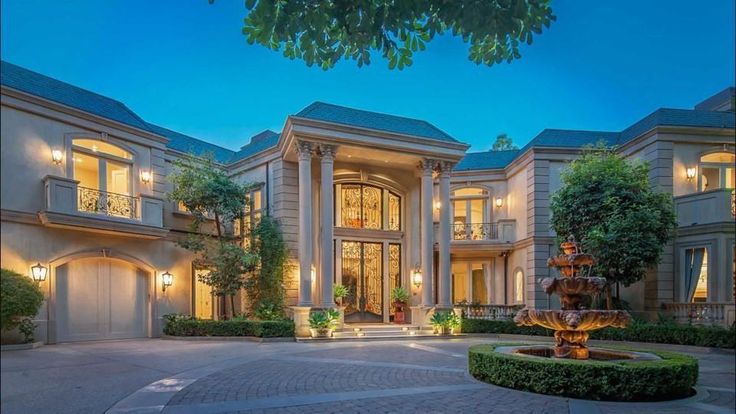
left=319, top=144, right=337, bottom=309
left=437, top=161, right=453, bottom=308
left=296, top=140, right=314, bottom=306
left=420, top=159, right=435, bottom=307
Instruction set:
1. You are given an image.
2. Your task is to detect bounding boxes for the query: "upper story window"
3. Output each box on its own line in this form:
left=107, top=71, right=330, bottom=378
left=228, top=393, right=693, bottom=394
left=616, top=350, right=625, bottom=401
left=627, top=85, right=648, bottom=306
left=700, top=152, right=735, bottom=191
left=336, top=183, right=401, bottom=231
left=451, top=187, right=489, bottom=240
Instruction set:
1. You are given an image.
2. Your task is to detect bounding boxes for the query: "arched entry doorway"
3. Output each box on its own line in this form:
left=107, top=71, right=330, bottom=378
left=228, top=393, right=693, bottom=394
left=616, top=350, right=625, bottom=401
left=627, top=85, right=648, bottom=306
left=52, top=253, right=152, bottom=342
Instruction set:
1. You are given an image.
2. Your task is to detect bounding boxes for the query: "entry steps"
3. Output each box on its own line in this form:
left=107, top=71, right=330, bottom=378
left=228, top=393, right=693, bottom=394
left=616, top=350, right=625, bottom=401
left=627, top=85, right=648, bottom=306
left=297, top=324, right=463, bottom=342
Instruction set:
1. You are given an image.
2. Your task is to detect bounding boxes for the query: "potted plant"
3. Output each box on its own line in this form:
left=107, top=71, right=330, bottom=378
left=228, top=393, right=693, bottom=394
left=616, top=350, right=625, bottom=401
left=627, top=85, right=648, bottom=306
left=390, top=287, right=409, bottom=324
left=308, top=308, right=339, bottom=338
left=430, top=311, right=460, bottom=335
left=333, top=284, right=349, bottom=306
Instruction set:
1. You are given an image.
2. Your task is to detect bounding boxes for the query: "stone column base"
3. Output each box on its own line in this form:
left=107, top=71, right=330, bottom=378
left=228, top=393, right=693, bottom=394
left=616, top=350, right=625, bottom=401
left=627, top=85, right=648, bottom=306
left=291, top=306, right=312, bottom=337
left=410, top=306, right=435, bottom=330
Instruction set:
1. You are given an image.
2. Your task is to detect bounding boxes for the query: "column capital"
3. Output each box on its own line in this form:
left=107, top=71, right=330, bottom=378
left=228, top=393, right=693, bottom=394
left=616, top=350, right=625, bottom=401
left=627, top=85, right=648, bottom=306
left=438, top=161, right=455, bottom=177
left=295, top=140, right=314, bottom=160
left=318, top=144, right=338, bottom=161
left=419, top=158, right=436, bottom=175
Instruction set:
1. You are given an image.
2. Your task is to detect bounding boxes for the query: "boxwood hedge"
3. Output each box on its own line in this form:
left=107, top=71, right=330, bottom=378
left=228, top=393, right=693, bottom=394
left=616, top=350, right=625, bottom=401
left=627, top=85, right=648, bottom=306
left=468, top=343, right=698, bottom=401
left=462, top=318, right=735, bottom=349
left=163, top=315, right=294, bottom=338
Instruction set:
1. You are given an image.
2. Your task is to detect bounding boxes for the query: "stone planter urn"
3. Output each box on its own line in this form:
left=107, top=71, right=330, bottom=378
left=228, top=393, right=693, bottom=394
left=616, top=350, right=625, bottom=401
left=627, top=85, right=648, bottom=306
left=309, top=328, right=334, bottom=338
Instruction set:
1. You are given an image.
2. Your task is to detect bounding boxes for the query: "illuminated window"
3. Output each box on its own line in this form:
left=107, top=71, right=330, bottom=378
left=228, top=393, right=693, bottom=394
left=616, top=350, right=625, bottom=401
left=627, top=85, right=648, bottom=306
left=514, top=269, right=524, bottom=304
left=72, top=139, right=133, bottom=218
left=700, top=152, right=735, bottom=191
left=337, top=184, right=401, bottom=230
left=193, top=267, right=214, bottom=319
left=236, top=186, right=264, bottom=241
left=73, top=139, right=132, bottom=159
left=451, top=187, right=489, bottom=240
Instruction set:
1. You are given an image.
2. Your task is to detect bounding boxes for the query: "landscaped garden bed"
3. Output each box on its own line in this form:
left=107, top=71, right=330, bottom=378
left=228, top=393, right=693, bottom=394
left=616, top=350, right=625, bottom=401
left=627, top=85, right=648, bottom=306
left=462, top=318, right=736, bottom=349
left=162, top=314, right=294, bottom=339
left=468, top=343, right=699, bottom=401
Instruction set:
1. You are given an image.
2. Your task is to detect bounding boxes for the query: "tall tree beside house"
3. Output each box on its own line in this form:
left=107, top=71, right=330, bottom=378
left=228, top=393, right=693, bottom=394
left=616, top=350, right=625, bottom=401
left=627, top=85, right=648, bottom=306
left=550, top=146, right=676, bottom=309
left=211, top=0, right=555, bottom=70
left=245, top=216, right=290, bottom=320
left=168, top=156, right=258, bottom=319
left=491, top=133, right=519, bottom=151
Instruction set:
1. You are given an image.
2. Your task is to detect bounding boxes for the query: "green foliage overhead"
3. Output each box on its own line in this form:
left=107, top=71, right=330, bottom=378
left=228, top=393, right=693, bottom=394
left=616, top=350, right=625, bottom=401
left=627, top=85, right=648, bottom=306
left=491, top=133, right=518, bottom=151
left=246, top=216, right=289, bottom=319
left=215, top=0, right=555, bottom=70
left=550, top=147, right=676, bottom=288
left=1, top=268, right=44, bottom=335
left=468, top=343, right=698, bottom=401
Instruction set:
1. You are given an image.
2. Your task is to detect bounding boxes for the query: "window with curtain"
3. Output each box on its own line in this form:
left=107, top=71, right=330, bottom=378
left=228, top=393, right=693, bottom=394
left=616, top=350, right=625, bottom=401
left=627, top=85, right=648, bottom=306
left=700, top=152, right=735, bottom=191
left=684, top=247, right=708, bottom=302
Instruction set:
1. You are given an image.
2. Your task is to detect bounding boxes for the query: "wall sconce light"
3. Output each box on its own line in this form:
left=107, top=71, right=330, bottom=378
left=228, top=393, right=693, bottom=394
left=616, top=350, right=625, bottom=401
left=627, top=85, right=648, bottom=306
left=495, top=196, right=503, bottom=208
left=411, top=264, right=422, bottom=288
left=140, top=170, right=152, bottom=184
left=434, top=201, right=441, bottom=210
left=51, top=150, right=63, bottom=165
left=161, top=271, right=173, bottom=292
left=686, top=167, right=696, bottom=181
left=31, top=262, right=48, bottom=282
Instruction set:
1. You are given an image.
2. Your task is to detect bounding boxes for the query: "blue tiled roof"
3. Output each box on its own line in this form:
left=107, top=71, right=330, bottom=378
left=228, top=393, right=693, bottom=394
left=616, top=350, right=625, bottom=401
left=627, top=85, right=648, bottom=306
left=295, top=102, right=458, bottom=143
left=619, top=108, right=735, bottom=143
left=454, top=150, right=520, bottom=171
left=144, top=122, right=235, bottom=164
left=231, top=130, right=280, bottom=162
left=1, top=61, right=153, bottom=132
left=519, top=129, right=621, bottom=153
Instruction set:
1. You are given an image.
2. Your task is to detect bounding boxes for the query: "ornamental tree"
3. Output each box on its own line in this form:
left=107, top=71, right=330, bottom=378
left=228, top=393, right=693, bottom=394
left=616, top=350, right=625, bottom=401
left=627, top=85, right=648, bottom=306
left=550, top=146, right=676, bottom=309
left=168, top=156, right=258, bottom=318
left=213, top=0, right=555, bottom=70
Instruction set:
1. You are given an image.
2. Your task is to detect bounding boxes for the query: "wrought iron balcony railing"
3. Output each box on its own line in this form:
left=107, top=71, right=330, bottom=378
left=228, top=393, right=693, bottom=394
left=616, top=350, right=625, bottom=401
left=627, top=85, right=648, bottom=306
left=452, top=222, right=498, bottom=240
left=78, top=186, right=137, bottom=219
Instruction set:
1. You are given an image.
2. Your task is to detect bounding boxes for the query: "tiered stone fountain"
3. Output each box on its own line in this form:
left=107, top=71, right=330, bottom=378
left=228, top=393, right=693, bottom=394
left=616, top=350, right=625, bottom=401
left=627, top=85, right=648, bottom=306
left=513, top=236, right=631, bottom=359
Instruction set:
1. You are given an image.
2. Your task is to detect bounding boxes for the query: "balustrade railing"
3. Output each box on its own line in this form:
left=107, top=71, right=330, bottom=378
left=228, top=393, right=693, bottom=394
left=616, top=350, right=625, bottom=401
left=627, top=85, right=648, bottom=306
left=452, top=222, right=499, bottom=240
left=664, top=302, right=735, bottom=327
left=78, top=186, right=137, bottom=219
left=457, top=304, right=524, bottom=320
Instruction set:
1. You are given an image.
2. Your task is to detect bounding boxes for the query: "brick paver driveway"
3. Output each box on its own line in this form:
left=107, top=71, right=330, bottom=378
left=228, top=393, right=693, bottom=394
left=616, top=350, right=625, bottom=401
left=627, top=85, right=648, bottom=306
left=2, top=337, right=734, bottom=414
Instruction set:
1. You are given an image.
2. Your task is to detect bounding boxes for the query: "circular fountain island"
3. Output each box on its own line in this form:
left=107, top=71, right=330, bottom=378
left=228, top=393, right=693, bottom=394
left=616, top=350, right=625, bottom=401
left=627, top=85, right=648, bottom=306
left=468, top=237, right=699, bottom=401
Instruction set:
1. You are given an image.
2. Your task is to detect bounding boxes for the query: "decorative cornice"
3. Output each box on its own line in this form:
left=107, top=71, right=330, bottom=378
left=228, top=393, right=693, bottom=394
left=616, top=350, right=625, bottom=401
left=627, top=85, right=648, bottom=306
left=294, top=140, right=314, bottom=160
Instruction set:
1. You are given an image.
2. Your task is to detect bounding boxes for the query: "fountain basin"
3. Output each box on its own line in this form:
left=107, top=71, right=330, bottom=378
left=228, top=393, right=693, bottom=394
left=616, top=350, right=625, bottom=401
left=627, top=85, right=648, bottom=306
left=540, top=276, right=607, bottom=301
left=514, top=309, right=631, bottom=331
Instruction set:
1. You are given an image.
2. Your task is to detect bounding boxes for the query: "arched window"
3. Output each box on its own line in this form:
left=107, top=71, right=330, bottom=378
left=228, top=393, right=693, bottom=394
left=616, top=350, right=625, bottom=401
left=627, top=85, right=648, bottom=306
left=514, top=268, right=525, bottom=304
left=699, top=152, right=735, bottom=191
left=335, top=183, right=401, bottom=231
left=451, top=187, right=489, bottom=240
left=72, top=138, right=134, bottom=218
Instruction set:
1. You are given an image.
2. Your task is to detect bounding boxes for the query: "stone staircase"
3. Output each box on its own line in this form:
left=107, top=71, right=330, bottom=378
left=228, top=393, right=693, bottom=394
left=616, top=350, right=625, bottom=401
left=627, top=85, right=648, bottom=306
left=296, top=324, right=454, bottom=342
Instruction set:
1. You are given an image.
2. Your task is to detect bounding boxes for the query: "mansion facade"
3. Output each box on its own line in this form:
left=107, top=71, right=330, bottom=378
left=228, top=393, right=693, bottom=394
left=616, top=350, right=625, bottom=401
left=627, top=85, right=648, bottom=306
left=1, top=60, right=734, bottom=342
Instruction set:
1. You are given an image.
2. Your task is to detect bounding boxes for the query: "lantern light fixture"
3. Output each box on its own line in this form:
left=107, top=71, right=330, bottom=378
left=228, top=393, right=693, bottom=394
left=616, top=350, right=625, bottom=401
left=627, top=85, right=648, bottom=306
left=686, top=167, right=697, bottom=181
left=411, top=264, right=422, bottom=288
left=495, top=196, right=503, bottom=208
left=51, top=150, right=63, bottom=165
left=31, top=263, right=48, bottom=282
left=140, top=170, right=152, bottom=184
left=434, top=201, right=441, bottom=210
left=161, top=271, right=173, bottom=292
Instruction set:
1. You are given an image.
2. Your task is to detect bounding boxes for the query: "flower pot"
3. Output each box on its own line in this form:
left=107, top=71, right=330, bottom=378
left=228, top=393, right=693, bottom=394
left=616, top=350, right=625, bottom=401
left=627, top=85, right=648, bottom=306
left=393, top=301, right=407, bottom=324
left=437, top=326, right=453, bottom=336
left=309, top=328, right=334, bottom=338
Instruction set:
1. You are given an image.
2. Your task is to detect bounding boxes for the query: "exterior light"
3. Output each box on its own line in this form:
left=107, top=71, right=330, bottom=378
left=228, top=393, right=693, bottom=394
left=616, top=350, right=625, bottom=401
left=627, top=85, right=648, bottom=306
left=495, top=196, right=503, bottom=208
left=686, top=167, right=696, bottom=181
left=51, top=150, right=63, bottom=165
left=140, top=170, right=152, bottom=184
left=31, top=263, right=47, bottom=282
left=161, top=271, right=173, bottom=292
left=411, top=264, right=422, bottom=288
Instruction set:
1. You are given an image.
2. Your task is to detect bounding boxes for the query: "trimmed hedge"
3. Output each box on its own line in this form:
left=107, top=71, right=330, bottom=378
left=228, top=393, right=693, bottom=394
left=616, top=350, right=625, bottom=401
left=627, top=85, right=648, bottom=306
left=163, top=317, right=294, bottom=338
left=462, top=318, right=736, bottom=349
left=468, top=343, right=699, bottom=401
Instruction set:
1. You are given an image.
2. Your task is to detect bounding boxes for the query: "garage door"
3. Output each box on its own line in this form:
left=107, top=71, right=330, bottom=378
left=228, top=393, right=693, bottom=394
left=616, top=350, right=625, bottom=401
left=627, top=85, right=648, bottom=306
left=57, top=257, right=148, bottom=342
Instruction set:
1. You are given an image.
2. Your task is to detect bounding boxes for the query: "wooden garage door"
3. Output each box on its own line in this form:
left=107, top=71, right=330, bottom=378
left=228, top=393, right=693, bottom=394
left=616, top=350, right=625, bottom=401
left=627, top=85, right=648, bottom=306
left=57, top=258, right=147, bottom=342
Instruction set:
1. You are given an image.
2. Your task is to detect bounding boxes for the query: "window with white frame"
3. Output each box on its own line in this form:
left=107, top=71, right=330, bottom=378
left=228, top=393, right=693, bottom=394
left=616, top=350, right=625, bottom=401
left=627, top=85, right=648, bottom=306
left=451, top=187, right=489, bottom=240
left=699, top=152, right=735, bottom=191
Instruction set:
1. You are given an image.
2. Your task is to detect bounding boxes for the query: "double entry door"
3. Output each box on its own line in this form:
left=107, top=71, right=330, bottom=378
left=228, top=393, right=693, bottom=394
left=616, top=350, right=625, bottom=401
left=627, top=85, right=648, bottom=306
left=341, top=241, right=383, bottom=323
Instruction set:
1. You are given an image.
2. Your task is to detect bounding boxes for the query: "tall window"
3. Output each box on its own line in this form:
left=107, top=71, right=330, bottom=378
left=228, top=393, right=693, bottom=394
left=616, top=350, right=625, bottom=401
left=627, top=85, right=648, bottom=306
left=72, top=138, right=134, bottom=218
left=235, top=186, right=264, bottom=243
left=683, top=247, right=708, bottom=302
left=700, top=152, right=735, bottom=191
left=451, top=187, right=489, bottom=240
left=193, top=267, right=214, bottom=319
left=514, top=269, right=525, bottom=304
left=336, top=184, right=401, bottom=231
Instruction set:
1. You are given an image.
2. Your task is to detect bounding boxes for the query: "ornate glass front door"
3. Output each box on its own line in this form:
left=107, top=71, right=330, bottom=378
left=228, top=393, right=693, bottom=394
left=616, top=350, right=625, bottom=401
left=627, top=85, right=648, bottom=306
left=342, top=241, right=383, bottom=323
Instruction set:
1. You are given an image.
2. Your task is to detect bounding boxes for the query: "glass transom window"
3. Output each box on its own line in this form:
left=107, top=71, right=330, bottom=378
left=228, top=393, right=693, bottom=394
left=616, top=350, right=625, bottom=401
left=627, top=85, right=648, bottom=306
left=335, top=184, right=401, bottom=231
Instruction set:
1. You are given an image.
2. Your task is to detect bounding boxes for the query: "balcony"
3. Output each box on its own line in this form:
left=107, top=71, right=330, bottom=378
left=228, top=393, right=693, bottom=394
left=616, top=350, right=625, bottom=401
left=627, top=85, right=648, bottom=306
left=435, top=219, right=516, bottom=244
left=39, top=175, right=167, bottom=239
left=674, top=188, right=735, bottom=227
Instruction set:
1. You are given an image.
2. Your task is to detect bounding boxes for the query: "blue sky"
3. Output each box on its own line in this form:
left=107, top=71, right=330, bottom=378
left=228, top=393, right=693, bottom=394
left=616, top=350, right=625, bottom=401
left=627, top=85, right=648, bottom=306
left=2, top=1, right=734, bottom=152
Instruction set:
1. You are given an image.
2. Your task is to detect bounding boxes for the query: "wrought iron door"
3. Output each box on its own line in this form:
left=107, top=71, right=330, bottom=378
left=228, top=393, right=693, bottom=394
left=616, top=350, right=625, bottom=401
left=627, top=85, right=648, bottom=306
left=342, top=241, right=383, bottom=322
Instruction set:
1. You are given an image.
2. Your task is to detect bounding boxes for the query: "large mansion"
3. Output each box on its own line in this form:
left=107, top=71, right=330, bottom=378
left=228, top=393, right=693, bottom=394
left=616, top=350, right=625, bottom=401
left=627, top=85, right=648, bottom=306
left=1, top=61, right=734, bottom=342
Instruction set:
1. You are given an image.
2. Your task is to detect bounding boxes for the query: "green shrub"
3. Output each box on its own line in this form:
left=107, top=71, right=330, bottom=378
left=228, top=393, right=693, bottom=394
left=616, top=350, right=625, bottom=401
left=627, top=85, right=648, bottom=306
left=461, top=318, right=735, bottom=349
left=163, top=314, right=294, bottom=338
left=468, top=343, right=698, bottom=401
left=1, top=268, right=44, bottom=342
